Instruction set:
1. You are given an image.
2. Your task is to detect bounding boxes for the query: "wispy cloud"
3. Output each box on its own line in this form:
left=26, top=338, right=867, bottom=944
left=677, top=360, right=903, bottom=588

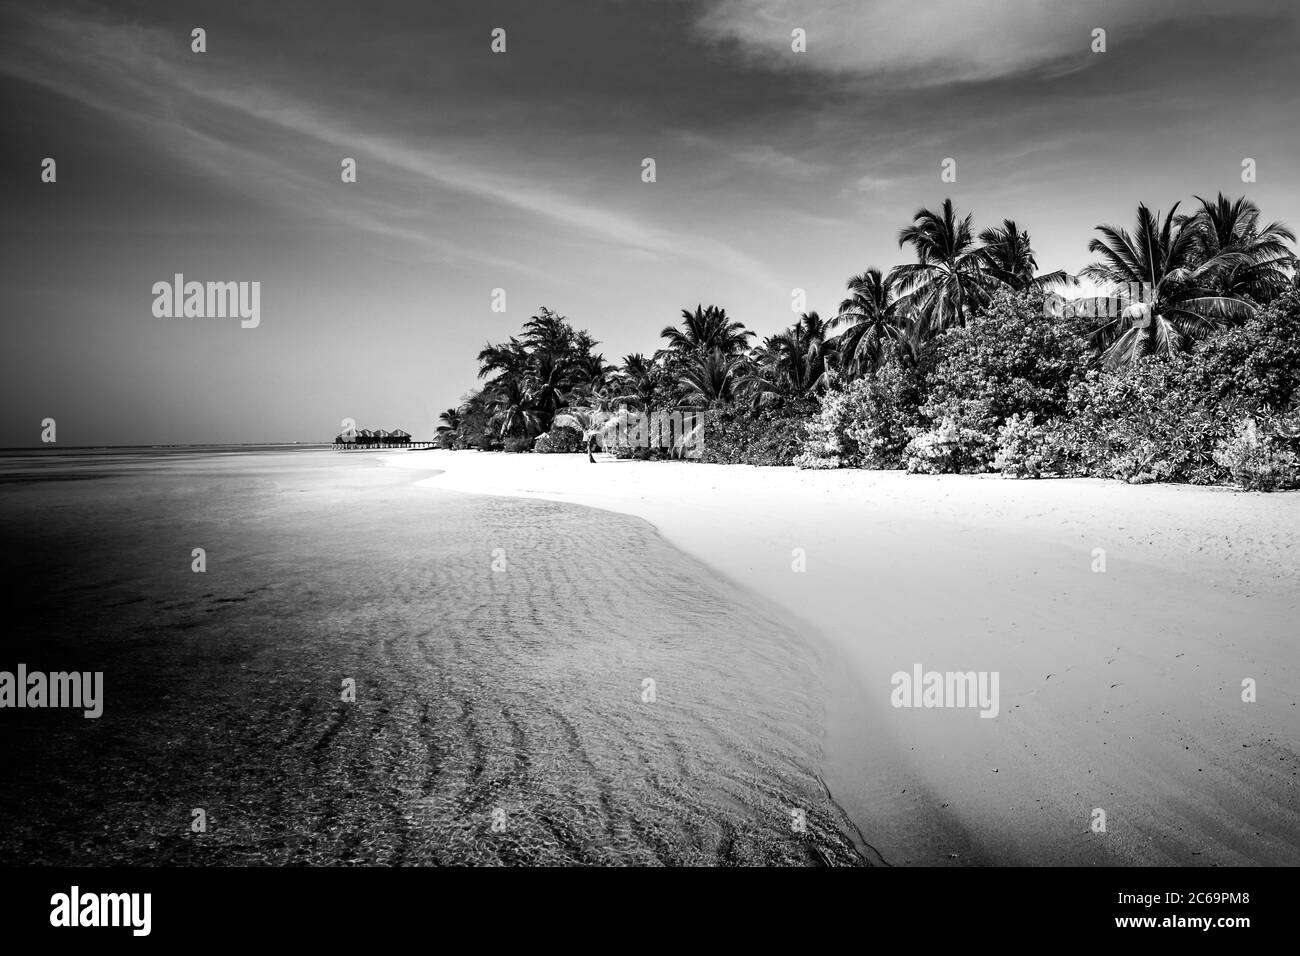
left=2, top=7, right=775, bottom=285
left=854, top=175, right=893, bottom=194
left=691, top=0, right=1293, bottom=86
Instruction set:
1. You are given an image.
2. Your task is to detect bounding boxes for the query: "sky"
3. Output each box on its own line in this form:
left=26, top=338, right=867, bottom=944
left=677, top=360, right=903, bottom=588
left=2, top=0, right=1298, bottom=445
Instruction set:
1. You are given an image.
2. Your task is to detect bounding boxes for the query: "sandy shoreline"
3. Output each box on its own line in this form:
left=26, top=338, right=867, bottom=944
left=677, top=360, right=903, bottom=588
left=389, top=449, right=1300, bottom=865
left=1, top=450, right=868, bottom=865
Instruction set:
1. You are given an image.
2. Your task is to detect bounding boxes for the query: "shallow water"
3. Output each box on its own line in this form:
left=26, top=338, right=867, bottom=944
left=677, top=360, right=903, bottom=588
left=0, top=450, right=868, bottom=865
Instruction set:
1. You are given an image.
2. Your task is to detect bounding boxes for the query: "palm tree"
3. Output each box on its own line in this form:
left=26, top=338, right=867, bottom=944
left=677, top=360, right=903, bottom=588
left=892, top=198, right=994, bottom=337
left=520, top=308, right=576, bottom=355
left=615, top=353, right=664, bottom=411
left=676, top=347, right=744, bottom=407
left=452, top=389, right=493, bottom=449
left=1081, top=202, right=1257, bottom=367
left=487, top=378, right=541, bottom=440
left=521, top=350, right=574, bottom=429
left=436, top=408, right=462, bottom=444
left=660, top=305, right=753, bottom=356
left=551, top=405, right=618, bottom=462
left=476, top=337, right=529, bottom=380
left=1181, top=193, right=1296, bottom=303
left=977, top=219, right=1071, bottom=292
left=570, top=352, right=616, bottom=396
left=748, top=312, right=834, bottom=405
left=830, top=269, right=905, bottom=375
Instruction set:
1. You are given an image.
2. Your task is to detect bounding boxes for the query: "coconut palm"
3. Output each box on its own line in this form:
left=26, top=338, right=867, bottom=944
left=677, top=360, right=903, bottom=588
left=549, top=405, right=605, bottom=460
left=660, top=305, right=754, bottom=356
left=570, top=352, right=616, bottom=395
left=748, top=312, right=834, bottom=406
left=977, top=219, right=1071, bottom=292
left=892, top=199, right=995, bottom=337
left=1081, top=202, right=1257, bottom=367
left=521, top=350, right=574, bottom=428
left=615, top=353, right=664, bottom=411
left=451, top=389, right=493, bottom=448
left=1181, top=193, right=1297, bottom=303
left=436, top=408, right=462, bottom=444
left=476, top=338, right=529, bottom=381
left=487, top=378, right=542, bottom=439
left=830, top=269, right=905, bottom=375
left=676, top=347, right=744, bottom=407
left=520, top=308, right=577, bottom=354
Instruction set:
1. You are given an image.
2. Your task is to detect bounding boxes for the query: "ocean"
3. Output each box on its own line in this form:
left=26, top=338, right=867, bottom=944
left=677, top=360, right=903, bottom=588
left=0, top=447, right=871, bottom=865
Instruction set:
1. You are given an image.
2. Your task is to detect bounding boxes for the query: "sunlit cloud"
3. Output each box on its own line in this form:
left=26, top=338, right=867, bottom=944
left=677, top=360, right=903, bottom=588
left=691, top=0, right=1292, bottom=85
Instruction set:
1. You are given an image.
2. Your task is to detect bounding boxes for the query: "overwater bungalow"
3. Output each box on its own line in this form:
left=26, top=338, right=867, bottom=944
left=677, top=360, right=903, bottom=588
left=332, top=426, right=426, bottom=449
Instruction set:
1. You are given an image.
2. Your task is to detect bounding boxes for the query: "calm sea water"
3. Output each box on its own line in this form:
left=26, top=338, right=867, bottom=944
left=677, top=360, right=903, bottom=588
left=0, top=448, right=871, bottom=865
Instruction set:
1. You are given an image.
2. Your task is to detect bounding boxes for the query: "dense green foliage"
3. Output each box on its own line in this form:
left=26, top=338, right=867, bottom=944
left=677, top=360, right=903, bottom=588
left=795, top=353, right=922, bottom=469
left=701, top=400, right=816, bottom=466
left=899, top=290, right=1092, bottom=472
left=438, top=195, right=1298, bottom=489
left=532, top=426, right=583, bottom=454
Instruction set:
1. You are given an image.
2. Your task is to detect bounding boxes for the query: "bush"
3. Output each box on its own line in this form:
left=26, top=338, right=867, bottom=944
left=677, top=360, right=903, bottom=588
left=693, top=289, right=1300, bottom=490
left=501, top=435, right=533, bottom=453
left=1213, top=418, right=1300, bottom=491
left=702, top=400, right=815, bottom=466
left=792, top=447, right=842, bottom=469
left=903, top=416, right=996, bottom=474
left=533, top=426, right=582, bottom=454
left=797, top=353, right=921, bottom=469
left=921, top=289, right=1091, bottom=438
left=993, top=413, right=1064, bottom=478
left=1196, top=291, right=1300, bottom=410
left=795, top=391, right=855, bottom=469
left=882, top=289, right=1093, bottom=476
left=1052, top=358, right=1234, bottom=484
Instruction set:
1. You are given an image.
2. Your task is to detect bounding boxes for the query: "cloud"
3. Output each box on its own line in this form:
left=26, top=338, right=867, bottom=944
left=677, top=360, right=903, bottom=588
left=731, top=144, right=825, bottom=178
left=854, top=175, right=893, bottom=193
left=2, top=7, right=775, bottom=286
left=691, top=0, right=1291, bottom=85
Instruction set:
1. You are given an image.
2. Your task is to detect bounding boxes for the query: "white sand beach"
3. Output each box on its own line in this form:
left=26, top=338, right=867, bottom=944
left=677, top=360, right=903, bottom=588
left=390, top=450, right=1300, bottom=865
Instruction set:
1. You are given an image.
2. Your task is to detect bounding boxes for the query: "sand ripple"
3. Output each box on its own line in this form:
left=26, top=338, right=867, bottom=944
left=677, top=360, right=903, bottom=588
left=0, top=451, right=869, bottom=865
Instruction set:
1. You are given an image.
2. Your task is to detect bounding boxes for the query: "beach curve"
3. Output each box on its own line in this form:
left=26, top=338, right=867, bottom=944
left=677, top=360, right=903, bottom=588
left=390, top=449, right=1300, bottom=866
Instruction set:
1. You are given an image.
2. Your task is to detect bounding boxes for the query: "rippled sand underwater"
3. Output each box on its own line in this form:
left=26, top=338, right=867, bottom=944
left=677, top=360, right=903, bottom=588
left=0, top=451, right=870, bottom=865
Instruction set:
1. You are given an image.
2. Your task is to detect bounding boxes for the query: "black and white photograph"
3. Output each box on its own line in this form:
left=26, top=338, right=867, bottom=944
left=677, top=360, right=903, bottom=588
left=1, top=0, right=1295, bottom=938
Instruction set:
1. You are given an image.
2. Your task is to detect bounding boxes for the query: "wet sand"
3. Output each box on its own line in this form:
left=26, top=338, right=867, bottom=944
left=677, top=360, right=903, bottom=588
left=0, top=450, right=870, bottom=865
left=406, top=449, right=1300, bottom=866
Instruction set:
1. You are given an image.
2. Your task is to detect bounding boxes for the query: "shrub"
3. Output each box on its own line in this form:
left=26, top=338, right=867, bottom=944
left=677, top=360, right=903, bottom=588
left=1213, top=418, right=1300, bottom=491
left=533, top=426, right=582, bottom=454
left=921, top=289, right=1092, bottom=438
left=702, top=400, right=815, bottom=466
left=792, top=447, right=842, bottom=469
left=1054, top=358, right=1234, bottom=484
left=883, top=289, right=1093, bottom=476
left=795, top=392, right=855, bottom=469
left=501, top=435, right=533, bottom=453
left=902, top=416, right=996, bottom=474
left=994, top=413, right=1061, bottom=479
left=797, top=353, right=921, bottom=469
left=1196, top=291, right=1300, bottom=410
